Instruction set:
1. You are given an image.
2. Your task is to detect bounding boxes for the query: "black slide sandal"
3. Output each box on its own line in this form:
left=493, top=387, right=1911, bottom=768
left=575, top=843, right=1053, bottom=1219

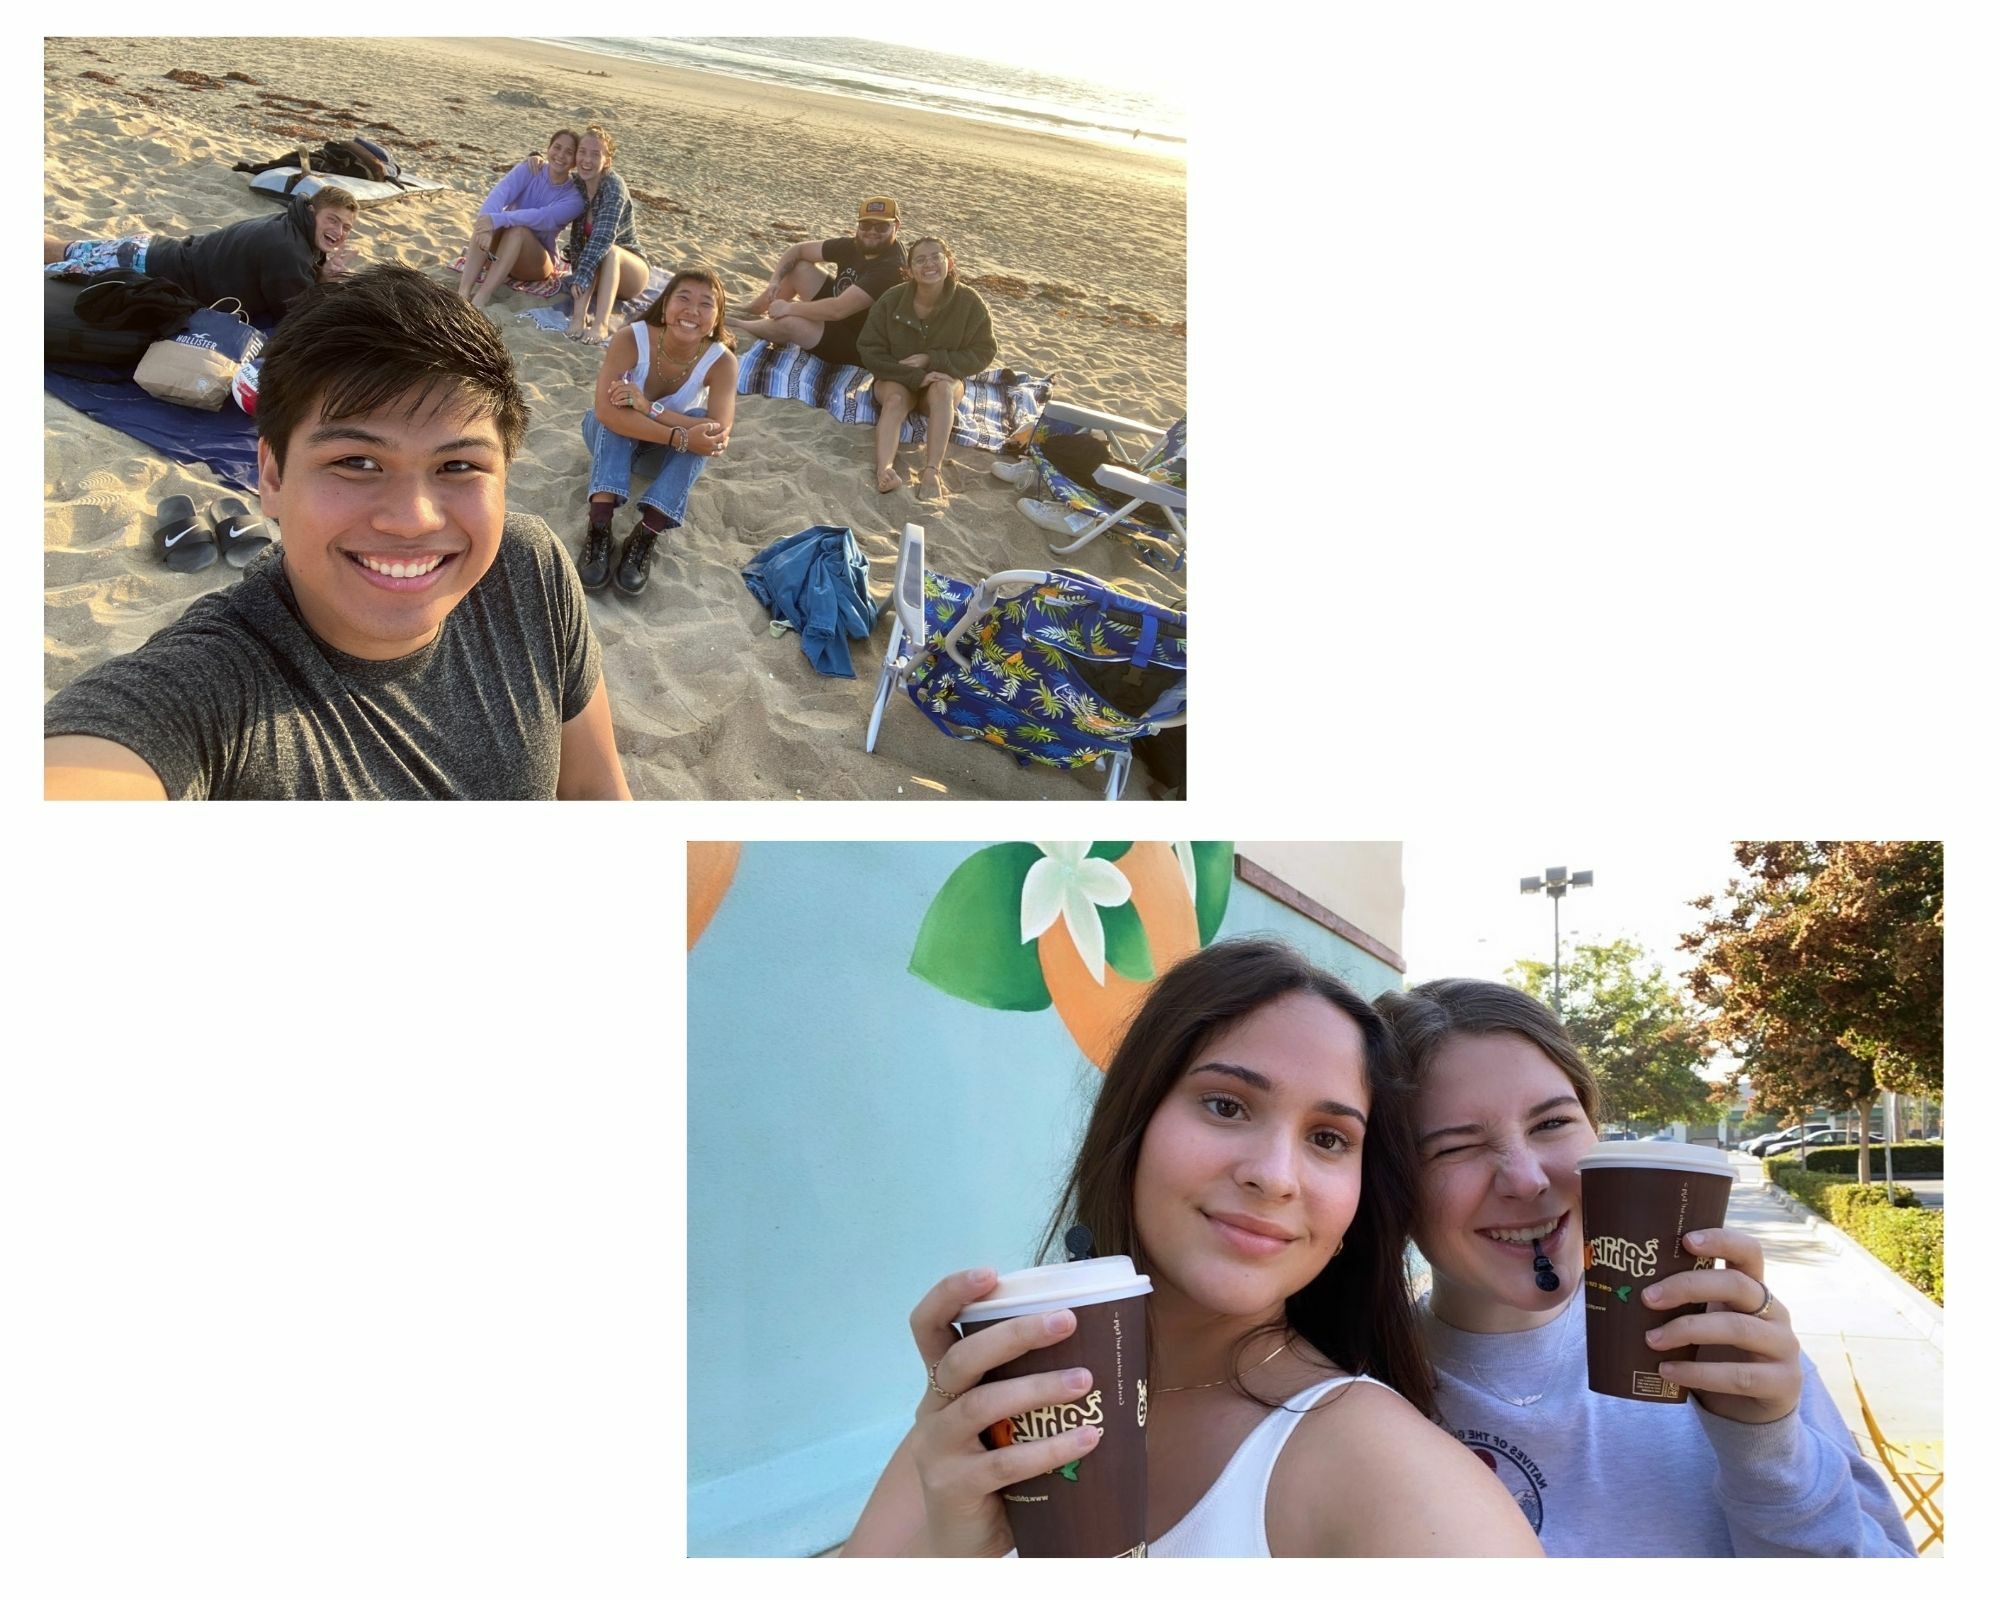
left=152, top=493, right=216, bottom=573
left=211, top=495, right=275, bottom=569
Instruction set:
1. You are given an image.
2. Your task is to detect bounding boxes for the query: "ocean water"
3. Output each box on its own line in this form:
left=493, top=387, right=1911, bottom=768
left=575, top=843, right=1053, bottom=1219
left=531, top=36, right=1185, bottom=157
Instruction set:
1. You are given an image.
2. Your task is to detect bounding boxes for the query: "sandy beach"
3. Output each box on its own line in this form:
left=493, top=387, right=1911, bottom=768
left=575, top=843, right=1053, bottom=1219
left=41, top=35, right=1186, bottom=800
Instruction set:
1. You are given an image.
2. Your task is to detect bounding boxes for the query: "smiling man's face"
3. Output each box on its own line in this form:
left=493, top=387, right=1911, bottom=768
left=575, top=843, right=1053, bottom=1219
left=257, top=387, right=508, bottom=660
left=314, top=204, right=357, bottom=253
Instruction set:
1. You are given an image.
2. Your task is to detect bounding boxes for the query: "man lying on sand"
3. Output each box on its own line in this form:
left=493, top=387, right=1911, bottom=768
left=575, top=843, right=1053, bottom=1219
left=726, top=196, right=907, bottom=371
left=44, top=266, right=631, bottom=801
left=45, top=188, right=362, bottom=322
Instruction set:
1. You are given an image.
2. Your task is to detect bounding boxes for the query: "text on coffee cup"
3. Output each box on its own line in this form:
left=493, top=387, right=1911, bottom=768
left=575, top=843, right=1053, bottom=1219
left=1588, top=1235, right=1661, bottom=1278
left=1005, top=1390, right=1105, bottom=1441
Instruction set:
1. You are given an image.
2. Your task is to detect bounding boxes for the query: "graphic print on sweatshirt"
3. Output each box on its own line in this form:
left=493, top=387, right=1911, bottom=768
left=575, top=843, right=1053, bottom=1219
left=1456, top=1428, right=1546, bottom=1533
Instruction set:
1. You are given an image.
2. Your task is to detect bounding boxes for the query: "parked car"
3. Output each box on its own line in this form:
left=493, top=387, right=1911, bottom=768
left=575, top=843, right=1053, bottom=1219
left=1763, top=1127, right=1878, bottom=1158
left=1744, top=1122, right=1831, bottom=1157
left=1644, top=1131, right=1679, bottom=1141
left=1602, top=1131, right=1638, bottom=1141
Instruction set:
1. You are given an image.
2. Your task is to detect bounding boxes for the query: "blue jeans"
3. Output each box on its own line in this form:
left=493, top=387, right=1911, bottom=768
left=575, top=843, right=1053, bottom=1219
left=582, top=409, right=709, bottom=527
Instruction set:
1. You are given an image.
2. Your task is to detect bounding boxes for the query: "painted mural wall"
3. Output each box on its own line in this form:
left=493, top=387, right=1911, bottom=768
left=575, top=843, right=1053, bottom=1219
left=685, top=842, right=1404, bottom=1556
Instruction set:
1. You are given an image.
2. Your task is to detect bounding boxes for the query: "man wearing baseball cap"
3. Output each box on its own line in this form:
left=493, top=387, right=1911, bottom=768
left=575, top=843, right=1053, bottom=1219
left=727, top=196, right=906, bottom=369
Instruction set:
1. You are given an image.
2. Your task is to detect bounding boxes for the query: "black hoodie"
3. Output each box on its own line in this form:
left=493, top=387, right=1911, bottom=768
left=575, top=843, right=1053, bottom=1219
left=142, top=194, right=328, bottom=320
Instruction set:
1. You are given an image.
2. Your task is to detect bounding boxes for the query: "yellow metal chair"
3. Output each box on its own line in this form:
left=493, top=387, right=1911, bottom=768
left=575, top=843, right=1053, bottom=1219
left=1846, top=1352, right=1943, bottom=1552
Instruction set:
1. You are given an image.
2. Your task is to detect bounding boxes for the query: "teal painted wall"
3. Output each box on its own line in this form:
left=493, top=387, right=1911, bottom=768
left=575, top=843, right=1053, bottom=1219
left=685, top=843, right=1402, bottom=1556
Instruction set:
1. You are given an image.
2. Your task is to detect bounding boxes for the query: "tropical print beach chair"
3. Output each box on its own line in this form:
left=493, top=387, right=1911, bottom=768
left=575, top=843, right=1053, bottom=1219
left=865, top=523, right=1185, bottom=799
left=1009, top=402, right=1187, bottom=573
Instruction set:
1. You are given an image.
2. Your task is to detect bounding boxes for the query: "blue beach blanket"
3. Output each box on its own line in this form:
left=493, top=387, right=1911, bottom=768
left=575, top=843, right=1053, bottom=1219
left=733, top=341, right=1051, bottom=453
left=44, top=361, right=259, bottom=493
left=741, top=525, right=881, bottom=678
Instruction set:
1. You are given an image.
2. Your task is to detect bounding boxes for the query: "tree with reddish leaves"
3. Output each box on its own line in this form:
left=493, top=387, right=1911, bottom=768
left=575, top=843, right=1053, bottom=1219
left=1681, top=842, right=1943, bottom=1183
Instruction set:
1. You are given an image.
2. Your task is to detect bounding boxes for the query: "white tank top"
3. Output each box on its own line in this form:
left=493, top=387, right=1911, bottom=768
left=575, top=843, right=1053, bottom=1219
left=630, top=325, right=727, bottom=416
left=1149, top=1373, right=1393, bottom=1557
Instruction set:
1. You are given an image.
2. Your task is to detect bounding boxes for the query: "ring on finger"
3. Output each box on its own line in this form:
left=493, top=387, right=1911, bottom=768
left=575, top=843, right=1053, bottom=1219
left=927, top=1360, right=961, bottom=1403
left=1750, top=1279, right=1775, bottom=1319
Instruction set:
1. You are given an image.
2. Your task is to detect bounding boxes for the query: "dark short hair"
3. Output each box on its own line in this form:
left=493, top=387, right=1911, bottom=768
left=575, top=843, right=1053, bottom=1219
left=1375, top=979, right=1604, bottom=1126
left=256, top=265, right=528, bottom=470
left=640, top=267, right=734, bottom=350
left=903, top=236, right=958, bottom=296
left=1038, top=937, right=1435, bottom=1419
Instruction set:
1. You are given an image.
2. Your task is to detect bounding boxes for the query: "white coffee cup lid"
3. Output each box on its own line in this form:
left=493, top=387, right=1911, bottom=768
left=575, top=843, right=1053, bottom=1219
left=1577, top=1140, right=1735, bottom=1179
left=956, top=1255, right=1152, bottom=1325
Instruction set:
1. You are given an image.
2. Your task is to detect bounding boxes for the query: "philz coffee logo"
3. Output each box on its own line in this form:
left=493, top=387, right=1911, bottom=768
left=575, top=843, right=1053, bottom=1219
left=992, top=1389, right=1104, bottom=1445
left=1587, top=1234, right=1660, bottom=1278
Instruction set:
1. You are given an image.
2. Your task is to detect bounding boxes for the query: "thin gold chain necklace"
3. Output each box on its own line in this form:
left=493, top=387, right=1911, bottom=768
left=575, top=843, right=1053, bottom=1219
left=1158, top=1336, right=1291, bottom=1394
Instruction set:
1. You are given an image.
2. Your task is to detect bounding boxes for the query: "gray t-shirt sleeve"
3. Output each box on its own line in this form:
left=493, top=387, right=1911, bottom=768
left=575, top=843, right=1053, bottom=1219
left=44, top=599, right=261, bottom=800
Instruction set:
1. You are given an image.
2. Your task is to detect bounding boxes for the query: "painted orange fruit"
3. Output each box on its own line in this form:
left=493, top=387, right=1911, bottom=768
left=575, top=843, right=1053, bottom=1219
left=687, top=842, right=742, bottom=950
left=1038, top=842, right=1201, bottom=1070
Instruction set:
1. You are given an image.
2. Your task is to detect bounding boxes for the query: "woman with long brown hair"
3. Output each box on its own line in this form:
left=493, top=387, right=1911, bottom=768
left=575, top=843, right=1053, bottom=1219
left=842, top=938, right=1541, bottom=1557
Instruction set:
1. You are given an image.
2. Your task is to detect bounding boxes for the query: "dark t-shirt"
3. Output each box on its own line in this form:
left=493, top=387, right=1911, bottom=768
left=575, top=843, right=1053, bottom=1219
left=44, top=513, right=602, bottom=799
left=813, top=235, right=907, bottom=363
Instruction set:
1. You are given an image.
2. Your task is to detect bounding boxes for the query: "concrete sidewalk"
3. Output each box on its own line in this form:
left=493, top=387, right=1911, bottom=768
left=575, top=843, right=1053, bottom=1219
left=1723, top=1151, right=1944, bottom=1554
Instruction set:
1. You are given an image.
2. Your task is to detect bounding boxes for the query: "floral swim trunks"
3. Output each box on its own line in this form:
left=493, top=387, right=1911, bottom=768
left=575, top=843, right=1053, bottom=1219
left=45, top=234, right=152, bottom=279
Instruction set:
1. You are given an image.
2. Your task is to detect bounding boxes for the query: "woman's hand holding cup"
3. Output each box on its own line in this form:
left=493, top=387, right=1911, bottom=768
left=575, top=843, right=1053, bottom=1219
left=1642, top=1227, right=1803, bottom=1425
left=905, top=1267, right=1106, bottom=1558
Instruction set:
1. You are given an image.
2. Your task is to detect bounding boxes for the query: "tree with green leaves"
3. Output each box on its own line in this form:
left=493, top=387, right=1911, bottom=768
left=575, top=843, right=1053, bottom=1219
left=1680, top=841, right=1943, bottom=1183
left=1508, top=938, right=1716, bottom=1127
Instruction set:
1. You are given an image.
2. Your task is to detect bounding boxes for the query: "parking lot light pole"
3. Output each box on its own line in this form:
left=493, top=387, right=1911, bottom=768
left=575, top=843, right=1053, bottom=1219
left=1520, top=865, right=1593, bottom=1022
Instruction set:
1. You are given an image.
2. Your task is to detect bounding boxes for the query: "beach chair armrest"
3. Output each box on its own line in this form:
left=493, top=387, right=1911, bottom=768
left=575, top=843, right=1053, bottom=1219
left=938, top=569, right=1058, bottom=669
left=891, top=522, right=927, bottom=650
left=1044, top=401, right=1164, bottom=440
left=1093, top=464, right=1186, bottom=512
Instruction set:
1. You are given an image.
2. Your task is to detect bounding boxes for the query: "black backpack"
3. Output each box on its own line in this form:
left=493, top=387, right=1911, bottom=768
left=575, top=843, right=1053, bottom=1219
left=234, top=137, right=410, bottom=189
left=45, top=271, right=195, bottom=368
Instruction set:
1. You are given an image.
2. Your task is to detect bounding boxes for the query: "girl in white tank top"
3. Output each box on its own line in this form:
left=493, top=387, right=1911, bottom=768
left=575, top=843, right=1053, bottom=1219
left=841, top=940, right=1546, bottom=1559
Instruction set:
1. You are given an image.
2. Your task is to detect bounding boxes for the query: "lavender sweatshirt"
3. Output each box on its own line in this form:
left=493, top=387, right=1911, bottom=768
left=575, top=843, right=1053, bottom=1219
left=476, top=161, right=586, bottom=257
left=1420, top=1294, right=1915, bottom=1556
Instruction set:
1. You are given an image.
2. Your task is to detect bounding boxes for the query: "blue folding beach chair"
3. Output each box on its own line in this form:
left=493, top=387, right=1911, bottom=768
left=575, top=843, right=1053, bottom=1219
left=864, top=523, right=1186, bottom=800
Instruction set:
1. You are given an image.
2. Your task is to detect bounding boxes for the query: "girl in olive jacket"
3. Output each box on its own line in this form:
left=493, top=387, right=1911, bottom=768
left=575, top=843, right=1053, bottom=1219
left=856, top=237, right=996, bottom=502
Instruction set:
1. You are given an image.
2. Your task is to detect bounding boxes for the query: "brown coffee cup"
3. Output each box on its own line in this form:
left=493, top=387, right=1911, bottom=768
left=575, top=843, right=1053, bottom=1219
left=1577, top=1142, right=1734, bottom=1403
left=956, top=1257, right=1152, bottom=1558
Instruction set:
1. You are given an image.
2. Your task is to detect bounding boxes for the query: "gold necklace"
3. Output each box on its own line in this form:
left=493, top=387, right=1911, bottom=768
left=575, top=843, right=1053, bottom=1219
left=1157, top=1336, right=1291, bottom=1393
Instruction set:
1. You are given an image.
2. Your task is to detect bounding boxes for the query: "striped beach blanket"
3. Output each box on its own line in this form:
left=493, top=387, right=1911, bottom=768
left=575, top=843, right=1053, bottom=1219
left=515, top=263, right=675, bottom=345
left=733, top=339, right=1052, bottom=453
left=447, top=251, right=566, bottom=299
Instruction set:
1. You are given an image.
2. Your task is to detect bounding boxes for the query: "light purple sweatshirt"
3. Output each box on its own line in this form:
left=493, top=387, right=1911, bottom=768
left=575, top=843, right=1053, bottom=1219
left=1420, top=1294, right=1915, bottom=1556
left=476, top=161, right=586, bottom=257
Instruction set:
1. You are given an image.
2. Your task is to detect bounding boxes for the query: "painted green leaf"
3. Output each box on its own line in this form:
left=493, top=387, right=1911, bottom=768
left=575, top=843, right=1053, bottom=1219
left=1087, top=842, right=1133, bottom=862
left=908, top=842, right=1051, bottom=1011
left=1191, top=842, right=1234, bottom=944
left=1101, top=897, right=1155, bottom=982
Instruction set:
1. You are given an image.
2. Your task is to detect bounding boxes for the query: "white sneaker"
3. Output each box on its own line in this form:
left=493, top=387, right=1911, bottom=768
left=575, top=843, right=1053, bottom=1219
left=1016, top=498, right=1092, bottom=535
left=989, top=456, right=1037, bottom=487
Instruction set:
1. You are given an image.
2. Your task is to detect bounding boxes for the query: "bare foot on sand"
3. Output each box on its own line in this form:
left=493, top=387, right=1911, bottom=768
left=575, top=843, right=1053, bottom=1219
left=875, top=465, right=903, bottom=494
left=916, top=467, right=948, bottom=504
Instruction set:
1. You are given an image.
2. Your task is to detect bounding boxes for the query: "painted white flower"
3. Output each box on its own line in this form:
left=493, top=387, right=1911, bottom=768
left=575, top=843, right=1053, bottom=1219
left=1020, top=842, right=1133, bottom=985
left=1174, top=842, right=1198, bottom=904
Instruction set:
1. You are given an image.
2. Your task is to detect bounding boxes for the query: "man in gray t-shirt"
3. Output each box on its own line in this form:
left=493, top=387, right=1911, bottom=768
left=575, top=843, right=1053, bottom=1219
left=44, top=266, right=630, bottom=800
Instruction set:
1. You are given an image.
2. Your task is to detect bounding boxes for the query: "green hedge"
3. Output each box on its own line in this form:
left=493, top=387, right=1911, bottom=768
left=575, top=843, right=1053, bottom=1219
left=1800, top=1142, right=1942, bottom=1177
left=1765, top=1160, right=1942, bottom=1303
left=1848, top=1208, right=1944, bottom=1302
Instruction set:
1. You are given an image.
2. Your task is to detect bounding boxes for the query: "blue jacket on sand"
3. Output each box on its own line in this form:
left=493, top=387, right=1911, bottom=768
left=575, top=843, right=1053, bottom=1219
left=742, top=526, right=880, bottom=678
